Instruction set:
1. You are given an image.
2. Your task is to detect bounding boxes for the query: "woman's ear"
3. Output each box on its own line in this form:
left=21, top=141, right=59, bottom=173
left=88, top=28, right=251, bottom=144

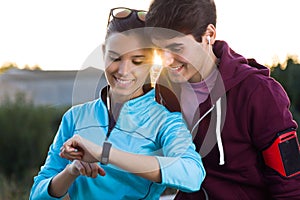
left=102, top=44, right=106, bottom=58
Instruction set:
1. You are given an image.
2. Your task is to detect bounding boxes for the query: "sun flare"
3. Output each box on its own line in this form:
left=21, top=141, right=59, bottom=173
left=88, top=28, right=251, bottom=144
left=151, top=50, right=163, bottom=86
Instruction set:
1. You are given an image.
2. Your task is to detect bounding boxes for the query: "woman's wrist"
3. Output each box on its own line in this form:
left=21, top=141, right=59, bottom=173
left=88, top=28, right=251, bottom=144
left=100, top=141, right=112, bottom=165
left=66, top=163, right=80, bottom=177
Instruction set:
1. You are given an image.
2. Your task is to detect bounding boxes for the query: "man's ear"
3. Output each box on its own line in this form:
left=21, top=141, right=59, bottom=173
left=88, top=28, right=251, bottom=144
left=204, top=24, right=216, bottom=45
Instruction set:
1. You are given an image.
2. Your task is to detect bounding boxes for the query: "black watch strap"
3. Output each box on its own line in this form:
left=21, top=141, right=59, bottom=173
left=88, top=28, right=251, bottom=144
left=101, top=141, right=112, bottom=165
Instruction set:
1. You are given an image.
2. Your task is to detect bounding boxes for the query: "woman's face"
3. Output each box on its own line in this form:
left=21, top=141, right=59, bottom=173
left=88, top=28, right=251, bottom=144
left=104, top=33, right=153, bottom=99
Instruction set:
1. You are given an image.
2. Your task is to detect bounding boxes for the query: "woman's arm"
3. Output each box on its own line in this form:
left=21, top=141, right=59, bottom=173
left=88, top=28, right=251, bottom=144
left=60, top=135, right=161, bottom=182
left=48, top=161, right=105, bottom=198
left=110, top=148, right=161, bottom=182
left=30, top=108, right=106, bottom=200
left=60, top=110, right=205, bottom=192
left=48, top=164, right=79, bottom=198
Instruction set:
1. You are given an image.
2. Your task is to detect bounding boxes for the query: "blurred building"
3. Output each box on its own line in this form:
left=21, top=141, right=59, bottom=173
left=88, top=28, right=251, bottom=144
left=0, top=67, right=107, bottom=106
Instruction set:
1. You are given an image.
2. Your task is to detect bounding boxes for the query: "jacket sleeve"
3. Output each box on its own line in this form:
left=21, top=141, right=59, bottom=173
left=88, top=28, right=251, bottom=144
left=29, top=109, right=75, bottom=200
left=155, top=112, right=206, bottom=192
left=249, top=79, right=300, bottom=199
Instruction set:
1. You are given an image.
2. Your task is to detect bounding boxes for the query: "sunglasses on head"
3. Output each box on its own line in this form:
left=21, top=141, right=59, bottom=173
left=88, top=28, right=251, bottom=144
left=107, top=7, right=147, bottom=27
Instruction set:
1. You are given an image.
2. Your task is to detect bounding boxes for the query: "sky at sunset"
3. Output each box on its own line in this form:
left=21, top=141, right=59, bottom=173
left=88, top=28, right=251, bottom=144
left=0, top=0, right=299, bottom=70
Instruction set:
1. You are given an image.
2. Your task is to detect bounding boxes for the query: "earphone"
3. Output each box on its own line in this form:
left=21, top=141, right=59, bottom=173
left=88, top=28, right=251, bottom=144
left=206, top=36, right=211, bottom=45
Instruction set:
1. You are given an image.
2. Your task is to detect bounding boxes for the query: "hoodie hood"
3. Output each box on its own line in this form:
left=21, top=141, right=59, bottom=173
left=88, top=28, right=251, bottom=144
left=213, top=40, right=269, bottom=93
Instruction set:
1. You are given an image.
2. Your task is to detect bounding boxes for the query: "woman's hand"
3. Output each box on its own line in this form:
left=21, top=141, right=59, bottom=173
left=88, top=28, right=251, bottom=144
left=67, top=160, right=106, bottom=178
left=60, top=135, right=102, bottom=163
left=48, top=159, right=106, bottom=197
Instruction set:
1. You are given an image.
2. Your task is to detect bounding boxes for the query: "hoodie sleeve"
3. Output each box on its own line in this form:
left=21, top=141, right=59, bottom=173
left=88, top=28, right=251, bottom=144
left=29, top=109, right=75, bottom=200
left=248, top=78, right=300, bottom=199
left=155, top=112, right=205, bottom=192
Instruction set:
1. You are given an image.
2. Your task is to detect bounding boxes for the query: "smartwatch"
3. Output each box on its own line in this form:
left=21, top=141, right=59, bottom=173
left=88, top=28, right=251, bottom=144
left=100, top=141, right=112, bottom=165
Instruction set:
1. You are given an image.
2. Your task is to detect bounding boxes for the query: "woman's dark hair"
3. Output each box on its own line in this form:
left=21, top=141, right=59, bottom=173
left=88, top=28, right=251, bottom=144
left=146, top=0, right=217, bottom=42
left=106, top=11, right=146, bottom=39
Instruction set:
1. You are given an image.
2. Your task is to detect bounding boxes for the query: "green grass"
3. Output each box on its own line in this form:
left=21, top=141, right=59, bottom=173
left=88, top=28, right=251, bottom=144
left=0, top=173, right=32, bottom=200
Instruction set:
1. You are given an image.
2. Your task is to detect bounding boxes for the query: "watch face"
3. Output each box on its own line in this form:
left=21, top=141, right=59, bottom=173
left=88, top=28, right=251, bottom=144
left=101, top=141, right=112, bottom=165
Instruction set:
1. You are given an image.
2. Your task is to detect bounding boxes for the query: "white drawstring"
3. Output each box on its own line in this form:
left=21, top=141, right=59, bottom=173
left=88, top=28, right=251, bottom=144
left=216, top=98, right=225, bottom=165
left=106, top=87, right=110, bottom=113
left=203, top=187, right=209, bottom=200
left=189, top=97, right=225, bottom=166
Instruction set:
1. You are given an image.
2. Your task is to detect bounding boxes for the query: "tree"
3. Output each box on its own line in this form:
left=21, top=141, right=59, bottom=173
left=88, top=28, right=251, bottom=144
left=270, top=55, right=300, bottom=128
left=0, top=62, right=18, bottom=74
left=0, top=62, right=42, bottom=74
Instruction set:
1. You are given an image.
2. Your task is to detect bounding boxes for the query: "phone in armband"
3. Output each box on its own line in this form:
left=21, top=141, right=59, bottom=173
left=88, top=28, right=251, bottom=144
left=262, top=129, right=300, bottom=178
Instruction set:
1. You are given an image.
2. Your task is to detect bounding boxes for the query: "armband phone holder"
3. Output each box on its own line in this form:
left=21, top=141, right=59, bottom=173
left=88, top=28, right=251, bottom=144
left=262, top=129, right=300, bottom=177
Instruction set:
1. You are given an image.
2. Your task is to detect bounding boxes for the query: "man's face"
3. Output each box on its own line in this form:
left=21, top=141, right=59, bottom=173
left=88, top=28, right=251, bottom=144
left=152, top=34, right=210, bottom=83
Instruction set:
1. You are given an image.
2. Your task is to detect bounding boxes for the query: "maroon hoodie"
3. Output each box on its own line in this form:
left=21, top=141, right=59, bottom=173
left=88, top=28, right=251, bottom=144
left=155, top=40, right=300, bottom=199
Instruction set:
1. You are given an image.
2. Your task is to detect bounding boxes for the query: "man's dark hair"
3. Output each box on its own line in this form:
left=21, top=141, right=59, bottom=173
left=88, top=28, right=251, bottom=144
left=146, top=0, right=217, bottom=42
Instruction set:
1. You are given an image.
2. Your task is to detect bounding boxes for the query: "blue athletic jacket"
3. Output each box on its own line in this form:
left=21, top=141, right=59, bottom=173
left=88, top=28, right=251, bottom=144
left=30, top=88, right=205, bottom=200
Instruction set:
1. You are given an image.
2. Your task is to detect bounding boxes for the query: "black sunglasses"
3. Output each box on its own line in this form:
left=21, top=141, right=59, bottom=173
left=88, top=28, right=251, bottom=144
left=107, top=7, right=147, bottom=27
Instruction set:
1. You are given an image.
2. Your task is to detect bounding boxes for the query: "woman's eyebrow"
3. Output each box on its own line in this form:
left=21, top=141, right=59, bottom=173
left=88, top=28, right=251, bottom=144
left=132, top=55, right=146, bottom=58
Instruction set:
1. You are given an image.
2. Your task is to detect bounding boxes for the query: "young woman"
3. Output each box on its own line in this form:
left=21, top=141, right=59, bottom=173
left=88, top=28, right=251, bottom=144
left=29, top=7, right=205, bottom=200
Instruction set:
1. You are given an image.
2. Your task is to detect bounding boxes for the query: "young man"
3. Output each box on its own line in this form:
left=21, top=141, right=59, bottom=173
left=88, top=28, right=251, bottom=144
left=146, top=0, right=300, bottom=199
